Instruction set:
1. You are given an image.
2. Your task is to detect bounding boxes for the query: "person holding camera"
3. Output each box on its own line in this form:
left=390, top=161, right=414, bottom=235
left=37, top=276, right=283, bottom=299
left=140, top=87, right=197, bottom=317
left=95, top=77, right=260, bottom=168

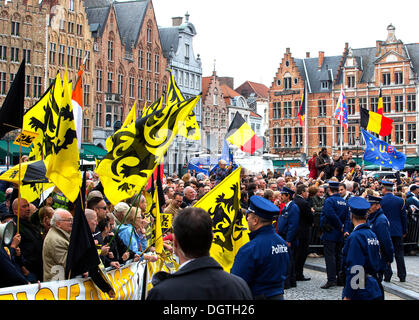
left=319, top=181, right=351, bottom=289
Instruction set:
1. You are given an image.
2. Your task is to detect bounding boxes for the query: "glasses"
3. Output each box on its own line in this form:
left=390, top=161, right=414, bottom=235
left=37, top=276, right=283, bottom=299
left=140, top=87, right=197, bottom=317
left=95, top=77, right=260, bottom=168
left=97, top=206, right=108, bottom=210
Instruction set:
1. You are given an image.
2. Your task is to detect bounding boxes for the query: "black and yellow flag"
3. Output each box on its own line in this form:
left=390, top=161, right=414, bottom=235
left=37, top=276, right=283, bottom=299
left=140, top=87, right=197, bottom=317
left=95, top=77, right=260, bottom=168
left=141, top=96, right=164, bottom=118
left=95, top=95, right=201, bottom=205
left=193, top=167, right=249, bottom=272
left=46, top=69, right=82, bottom=202
left=166, top=70, right=200, bottom=141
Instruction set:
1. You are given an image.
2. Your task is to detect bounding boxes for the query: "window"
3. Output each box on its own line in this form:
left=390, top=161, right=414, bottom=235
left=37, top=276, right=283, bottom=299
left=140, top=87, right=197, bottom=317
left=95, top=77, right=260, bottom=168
left=107, top=72, right=113, bottom=93
left=284, top=77, right=292, bottom=90
left=76, top=24, right=82, bottom=35
left=383, top=96, right=391, bottom=113
left=370, top=97, right=378, bottom=112
left=407, top=94, right=416, bottom=112
left=25, top=75, right=30, bottom=98
left=347, top=75, right=355, bottom=88
left=185, top=73, right=189, bottom=88
left=318, top=127, right=327, bottom=146
left=10, top=47, right=19, bottom=62
left=138, top=50, right=143, bottom=69
left=108, top=40, right=113, bottom=62
left=347, top=98, right=355, bottom=115
left=185, top=43, right=190, bottom=64
left=359, top=97, right=367, bottom=110
left=67, top=47, right=74, bottom=68
left=96, top=70, right=102, bottom=92
left=408, top=123, right=416, bottom=144
left=129, top=77, right=134, bottom=98
left=118, top=74, right=123, bottom=95
left=75, top=49, right=82, bottom=69
left=295, top=127, right=303, bottom=147
left=395, top=124, right=404, bottom=144
left=67, top=22, right=74, bottom=34
left=58, top=45, right=65, bottom=66
left=382, top=73, right=390, bottom=86
left=83, top=84, right=90, bottom=107
left=294, top=101, right=300, bottom=117
left=84, top=51, right=90, bottom=71
left=384, top=134, right=391, bottom=144
left=221, top=114, right=226, bottom=127
left=96, top=104, right=102, bottom=127
left=395, top=95, right=403, bottom=112
left=284, top=101, right=292, bottom=118
left=0, top=72, right=6, bottom=95
left=138, top=78, right=143, bottom=100
left=11, top=21, right=19, bottom=36
left=154, top=54, right=160, bottom=73
left=154, top=82, right=159, bottom=101
left=69, top=0, right=74, bottom=11
left=9, top=73, right=15, bottom=87
left=284, top=128, right=292, bottom=148
left=348, top=126, right=356, bottom=145
left=273, top=102, right=281, bottom=119
left=317, top=100, right=326, bottom=117
left=49, top=43, right=56, bottom=64
left=146, top=53, right=152, bottom=72
left=395, top=71, right=403, bottom=85
left=321, top=81, right=329, bottom=89
left=213, top=88, right=218, bottom=105
left=83, top=119, right=89, bottom=142
left=0, top=46, right=6, bottom=61
left=146, top=81, right=151, bottom=101
left=59, top=19, right=65, bottom=31
left=23, top=49, right=31, bottom=64
left=147, top=27, right=152, bottom=43
left=276, top=79, right=281, bottom=86
left=273, top=128, right=281, bottom=148
left=33, top=76, right=42, bottom=98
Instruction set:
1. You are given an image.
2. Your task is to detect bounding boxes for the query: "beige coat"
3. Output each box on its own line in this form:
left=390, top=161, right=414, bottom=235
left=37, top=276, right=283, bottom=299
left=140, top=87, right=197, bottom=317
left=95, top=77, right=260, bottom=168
left=42, top=226, right=70, bottom=282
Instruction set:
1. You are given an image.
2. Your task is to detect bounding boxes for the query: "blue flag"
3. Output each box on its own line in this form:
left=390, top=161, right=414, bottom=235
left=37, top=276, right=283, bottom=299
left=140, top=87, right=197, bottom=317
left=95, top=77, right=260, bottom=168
left=361, top=129, right=406, bottom=170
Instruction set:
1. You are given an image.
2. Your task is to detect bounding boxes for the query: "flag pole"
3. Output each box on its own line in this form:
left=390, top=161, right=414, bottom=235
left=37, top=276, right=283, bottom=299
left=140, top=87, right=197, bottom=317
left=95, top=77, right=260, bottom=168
left=340, top=86, right=343, bottom=155
left=17, top=130, right=22, bottom=235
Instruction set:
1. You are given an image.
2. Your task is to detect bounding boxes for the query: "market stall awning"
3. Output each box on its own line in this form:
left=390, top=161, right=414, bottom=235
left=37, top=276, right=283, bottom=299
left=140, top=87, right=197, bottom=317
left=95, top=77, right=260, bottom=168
left=79, top=143, right=108, bottom=161
left=0, top=140, right=31, bottom=158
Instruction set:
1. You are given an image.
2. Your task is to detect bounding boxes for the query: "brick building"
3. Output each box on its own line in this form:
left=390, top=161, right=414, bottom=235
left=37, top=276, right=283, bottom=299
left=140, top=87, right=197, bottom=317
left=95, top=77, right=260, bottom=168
left=84, top=0, right=169, bottom=148
left=269, top=25, right=419, bottom=170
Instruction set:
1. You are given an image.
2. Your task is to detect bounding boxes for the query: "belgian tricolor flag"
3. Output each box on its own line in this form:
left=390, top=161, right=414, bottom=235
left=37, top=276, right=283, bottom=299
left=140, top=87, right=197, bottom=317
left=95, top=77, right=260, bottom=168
left=297, top=84, right=306, bottom=126
left=360, top=107, right=393, bottom=137
left=226, top=112, right=264, bottom=155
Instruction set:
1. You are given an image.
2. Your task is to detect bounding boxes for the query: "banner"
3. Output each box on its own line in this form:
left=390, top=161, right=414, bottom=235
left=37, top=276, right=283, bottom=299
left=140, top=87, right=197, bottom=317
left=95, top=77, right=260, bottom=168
left=0, top=262, right=146, bottom=300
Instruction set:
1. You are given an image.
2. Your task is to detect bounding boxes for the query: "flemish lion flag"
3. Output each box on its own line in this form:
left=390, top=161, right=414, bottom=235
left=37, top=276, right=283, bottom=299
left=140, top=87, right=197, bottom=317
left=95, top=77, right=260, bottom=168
left=226, top=112, right=263, bottom=155
left=193, top=167, right=249, bottom=272
left=46, top=69, right=82, bottom=202
left=96, top=95, right=201, bottom=205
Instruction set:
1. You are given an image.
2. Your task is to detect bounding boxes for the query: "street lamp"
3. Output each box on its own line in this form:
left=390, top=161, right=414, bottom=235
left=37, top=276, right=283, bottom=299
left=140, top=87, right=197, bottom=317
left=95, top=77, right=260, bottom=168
left=355, top=137, right=360, bottom=165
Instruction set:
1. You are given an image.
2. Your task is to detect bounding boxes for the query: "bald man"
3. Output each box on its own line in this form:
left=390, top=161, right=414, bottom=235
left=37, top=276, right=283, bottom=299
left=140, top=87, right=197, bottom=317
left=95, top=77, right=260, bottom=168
left=182, top=186, right=197, bottom=208
left=12, top=198, right=44, bottom=281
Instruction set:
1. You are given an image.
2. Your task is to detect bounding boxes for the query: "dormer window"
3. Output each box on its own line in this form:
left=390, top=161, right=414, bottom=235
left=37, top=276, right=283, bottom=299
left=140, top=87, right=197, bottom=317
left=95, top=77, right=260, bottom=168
left=347, top=75, right=355, bottom=88
left=321, top=81, right=329, bottom=89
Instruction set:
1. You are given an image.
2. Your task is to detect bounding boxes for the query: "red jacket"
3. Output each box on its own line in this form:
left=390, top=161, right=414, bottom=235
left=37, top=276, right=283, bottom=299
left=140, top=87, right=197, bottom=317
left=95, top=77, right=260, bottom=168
left=308, top=157, right=318, bottom=179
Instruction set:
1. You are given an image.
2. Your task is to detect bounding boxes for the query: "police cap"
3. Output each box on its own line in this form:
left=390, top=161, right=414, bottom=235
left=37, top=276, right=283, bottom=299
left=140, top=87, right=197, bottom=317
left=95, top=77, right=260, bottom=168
left=380, top=180, right=394, bottom=188
left=248, top=195, right=280, bottom=220
left=348, top=196, right=371, bottom=216
left=327, top=181, right=340, bottom=188
left=409, top=184, right=419, bottom=192
left=280, top=186, right=295, bottom=197
left=366, top=194, right=382, bottom=204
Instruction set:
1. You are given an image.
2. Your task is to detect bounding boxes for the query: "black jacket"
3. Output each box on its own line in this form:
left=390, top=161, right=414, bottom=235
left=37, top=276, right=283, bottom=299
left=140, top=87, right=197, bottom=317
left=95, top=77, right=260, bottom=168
left=146, top=256, right=253, bottom=300
left=293, top=195, right=314, bottom=233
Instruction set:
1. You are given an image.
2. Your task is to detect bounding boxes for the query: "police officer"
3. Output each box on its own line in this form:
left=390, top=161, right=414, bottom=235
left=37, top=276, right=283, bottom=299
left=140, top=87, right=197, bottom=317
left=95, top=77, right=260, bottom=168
left=320, top=181, right=351, bottom=289
left=380, top=180, right=407, bottom=282
left=276, top=187, right=300, bottom=289
left=231, top=196, right=290, bottom=300
left=342, top=197, right=382, bottom=300
left=366, top=194, right=394, bottom=300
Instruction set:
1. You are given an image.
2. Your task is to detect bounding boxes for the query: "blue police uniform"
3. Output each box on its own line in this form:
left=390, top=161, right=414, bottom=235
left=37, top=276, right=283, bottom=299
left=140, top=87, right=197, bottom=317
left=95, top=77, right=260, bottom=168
left=342, top=197, right=382, bottom=300
left=366, top=195, right=394, bottom=300
left=276, top=187, right=299, bottom=288
left=379, top=180, right=407, bottom=282
left=231, top=196, right=290, bottom=299
left=320, top=181, right=351, bottom=287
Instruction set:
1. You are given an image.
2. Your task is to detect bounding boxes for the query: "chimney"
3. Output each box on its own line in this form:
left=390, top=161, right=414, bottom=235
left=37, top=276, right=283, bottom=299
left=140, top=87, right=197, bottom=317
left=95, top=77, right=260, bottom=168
left=306, top=52, right=310, bottom=58
left=172, top=17, right=183, bottom=27
left=286, top=47, right=290, bottom=54
left=318, top=51, right=324, bottom=70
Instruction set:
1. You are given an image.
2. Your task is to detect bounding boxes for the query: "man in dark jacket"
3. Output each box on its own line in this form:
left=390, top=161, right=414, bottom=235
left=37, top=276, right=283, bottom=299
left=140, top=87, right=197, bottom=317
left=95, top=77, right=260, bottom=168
left=293, top=184, right=313, bottom=281
left=147, top=207, right=252, bottom=300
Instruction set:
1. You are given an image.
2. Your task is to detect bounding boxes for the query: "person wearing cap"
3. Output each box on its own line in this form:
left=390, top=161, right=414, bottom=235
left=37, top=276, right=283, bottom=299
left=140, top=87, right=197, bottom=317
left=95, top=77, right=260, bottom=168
left=342, top=197, right=382, bottom=300
left=380, top=180, right=407, bottom=282
left=231, top=196, right=290, bottom=299
left=320, top=180, right=351, bottom=289
left=366, top=195, right=394, bottom=300
left=406, top=184, right=419, bottom=213
left=276, top=186, right=300, bottom=289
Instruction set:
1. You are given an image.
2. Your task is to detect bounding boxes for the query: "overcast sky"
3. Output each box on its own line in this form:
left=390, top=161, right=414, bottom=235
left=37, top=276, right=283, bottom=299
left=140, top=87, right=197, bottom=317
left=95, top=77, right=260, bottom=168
left=152, top=0, right=418, bottom=89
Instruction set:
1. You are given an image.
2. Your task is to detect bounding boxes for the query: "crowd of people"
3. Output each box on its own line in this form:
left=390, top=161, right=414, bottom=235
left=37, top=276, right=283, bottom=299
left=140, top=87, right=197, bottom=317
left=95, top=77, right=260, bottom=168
left=0, top=146, right=418, bottom=300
